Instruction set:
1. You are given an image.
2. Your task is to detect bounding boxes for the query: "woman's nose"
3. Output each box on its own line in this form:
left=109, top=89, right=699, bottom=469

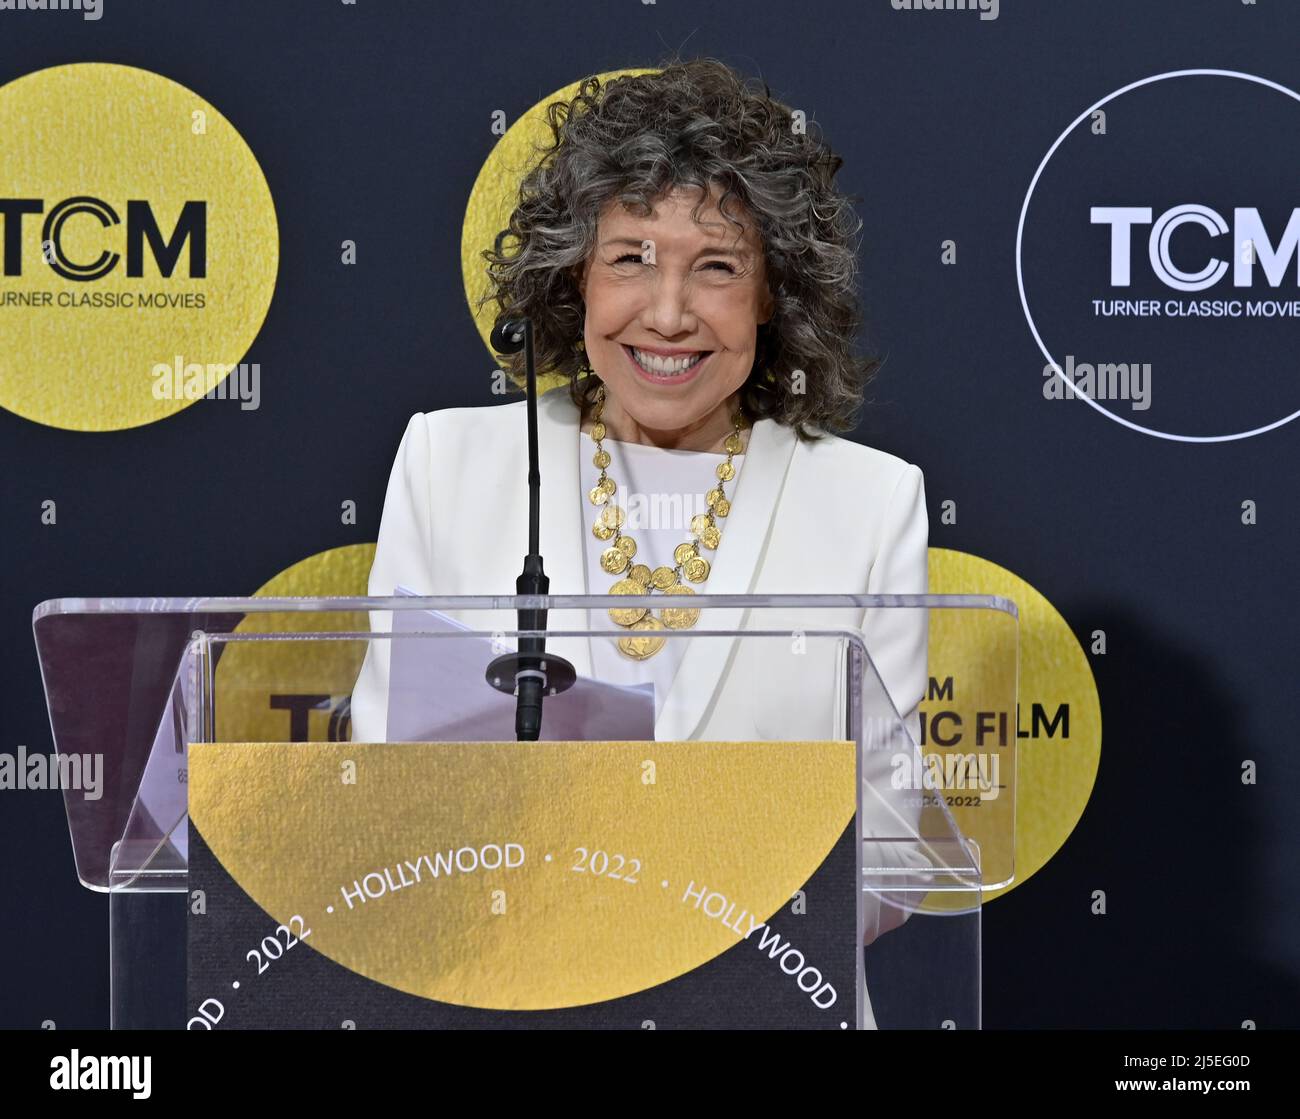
left=643, top=274, right=695, bottom=334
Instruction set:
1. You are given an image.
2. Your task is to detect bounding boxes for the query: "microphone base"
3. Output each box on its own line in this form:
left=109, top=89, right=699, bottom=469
left=484, top=652, right=578, bottom=698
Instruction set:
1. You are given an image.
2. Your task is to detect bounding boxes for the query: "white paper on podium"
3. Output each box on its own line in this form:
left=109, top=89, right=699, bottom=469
left=386, top=586, right=656, bottom=741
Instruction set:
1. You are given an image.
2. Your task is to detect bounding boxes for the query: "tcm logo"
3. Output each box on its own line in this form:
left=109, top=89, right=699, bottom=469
left=0, top=195, right=206, bottom=281
left=1092, top=205, right=1300, bottom=291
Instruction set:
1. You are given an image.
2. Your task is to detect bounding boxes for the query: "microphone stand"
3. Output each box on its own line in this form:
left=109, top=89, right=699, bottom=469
left=485, top=318, right=576, bottom=739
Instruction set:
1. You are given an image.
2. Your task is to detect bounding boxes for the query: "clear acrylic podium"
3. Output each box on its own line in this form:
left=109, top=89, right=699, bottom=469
left=33, top=592, right=1017, bottom=1030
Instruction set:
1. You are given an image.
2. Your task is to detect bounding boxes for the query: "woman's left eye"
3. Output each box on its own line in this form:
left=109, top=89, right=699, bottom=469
left=703, top=261, right=736, bottom=273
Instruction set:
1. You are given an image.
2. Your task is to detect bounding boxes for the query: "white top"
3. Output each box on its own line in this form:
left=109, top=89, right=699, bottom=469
left=579, top=436, right=745, bottom=720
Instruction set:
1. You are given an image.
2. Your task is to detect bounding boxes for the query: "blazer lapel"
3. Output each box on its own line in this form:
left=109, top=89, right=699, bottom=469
left=655, top=413, right=798, bottom=741
left=534, top=387, right=594, bottom=679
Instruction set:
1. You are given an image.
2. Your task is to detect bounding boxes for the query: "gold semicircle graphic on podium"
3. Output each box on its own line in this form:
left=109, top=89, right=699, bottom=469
left=189, top=739, right=854, bottom=1010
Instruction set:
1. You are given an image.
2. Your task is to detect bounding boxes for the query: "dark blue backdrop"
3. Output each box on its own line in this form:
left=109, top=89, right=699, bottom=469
left=2, top=0, right=1296, bottom=1028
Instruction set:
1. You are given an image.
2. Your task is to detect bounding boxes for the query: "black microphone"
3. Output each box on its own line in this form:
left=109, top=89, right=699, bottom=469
left=485, top=317, right=576, bottom=739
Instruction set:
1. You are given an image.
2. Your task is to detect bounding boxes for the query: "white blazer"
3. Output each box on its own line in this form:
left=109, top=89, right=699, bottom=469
left=349, top=385, right=933, bottom=989
left=352, top=384, right=928, bottom=740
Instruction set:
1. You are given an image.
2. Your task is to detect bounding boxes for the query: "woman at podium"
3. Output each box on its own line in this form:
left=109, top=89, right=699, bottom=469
left=349, top=60, right=932, bottom=999
left=353, top=57, right=928, bottom=753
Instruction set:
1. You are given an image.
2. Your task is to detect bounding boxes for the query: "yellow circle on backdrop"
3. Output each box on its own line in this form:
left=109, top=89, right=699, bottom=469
left=462, top=69, right=654, bottom=391
left=247, top=542, right=374, bottom=601
left=214, top=544, right=374, bottom=745
left=0, top=63, right=278, bottom=431
left=929, top=548, right=1102, bottom=902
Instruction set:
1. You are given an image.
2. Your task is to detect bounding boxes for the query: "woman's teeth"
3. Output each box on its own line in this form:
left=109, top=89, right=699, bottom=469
left=630, top=346, right=707, bottom=376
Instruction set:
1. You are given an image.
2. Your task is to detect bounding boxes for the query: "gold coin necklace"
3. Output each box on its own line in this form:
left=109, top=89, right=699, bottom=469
left=587, top=383, right=747, bottom=661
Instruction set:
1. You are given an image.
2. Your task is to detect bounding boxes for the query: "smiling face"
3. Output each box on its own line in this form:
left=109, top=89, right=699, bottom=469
left=576, top=183, right=775, bottom=450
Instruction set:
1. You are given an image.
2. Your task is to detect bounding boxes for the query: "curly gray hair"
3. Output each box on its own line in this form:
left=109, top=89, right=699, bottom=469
left=477, top=55, right=878, bottom=440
